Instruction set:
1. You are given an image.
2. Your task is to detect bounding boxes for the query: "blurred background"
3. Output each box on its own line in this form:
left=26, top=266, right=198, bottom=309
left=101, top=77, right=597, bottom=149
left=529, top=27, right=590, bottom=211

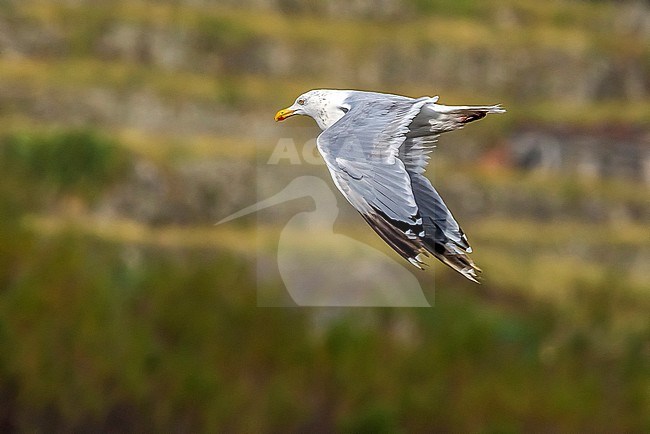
left=0, top=0, right=649, bottom=431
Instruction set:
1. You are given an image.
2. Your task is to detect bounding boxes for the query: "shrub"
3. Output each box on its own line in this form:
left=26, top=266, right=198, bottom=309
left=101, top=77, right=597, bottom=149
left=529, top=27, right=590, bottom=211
left=0, top=129, right=131, bottom=201
left=193, top=16, right=255, bottom=53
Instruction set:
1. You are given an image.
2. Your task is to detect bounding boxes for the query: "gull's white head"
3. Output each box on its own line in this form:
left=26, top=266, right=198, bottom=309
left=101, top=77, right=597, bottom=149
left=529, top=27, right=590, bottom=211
left=275, top=89, right=351, bottom=130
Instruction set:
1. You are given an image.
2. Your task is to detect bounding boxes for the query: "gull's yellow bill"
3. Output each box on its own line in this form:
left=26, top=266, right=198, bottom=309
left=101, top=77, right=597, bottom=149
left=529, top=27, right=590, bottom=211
left=274, top=108, right=296, bottom=121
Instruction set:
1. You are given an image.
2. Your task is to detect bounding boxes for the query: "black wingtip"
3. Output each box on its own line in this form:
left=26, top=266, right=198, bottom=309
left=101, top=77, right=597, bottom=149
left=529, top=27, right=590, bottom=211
left=361, top=208, right=427, bottom=265
left=360, top=207, right=482, bottom=283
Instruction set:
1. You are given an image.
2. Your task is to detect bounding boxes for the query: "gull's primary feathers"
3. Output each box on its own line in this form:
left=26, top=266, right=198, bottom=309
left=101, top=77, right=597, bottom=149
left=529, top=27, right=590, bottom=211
left=275, top=89, right=505, bottom=283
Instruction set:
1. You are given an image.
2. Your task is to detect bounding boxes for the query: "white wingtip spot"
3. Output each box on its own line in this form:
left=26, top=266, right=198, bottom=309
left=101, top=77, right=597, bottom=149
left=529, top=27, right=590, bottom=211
left=404, top=229, right=418, bottom=240
left=461, top=267, right=480, bottom=284
left=407, top=253, right=429, bottom=269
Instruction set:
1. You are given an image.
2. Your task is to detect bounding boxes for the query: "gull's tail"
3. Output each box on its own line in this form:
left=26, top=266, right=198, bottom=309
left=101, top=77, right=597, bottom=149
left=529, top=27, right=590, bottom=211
left=421, top=102, right=506, bottom=134
left=432, top=103, right=506, bottom=115
left=453, top=104, right=506, bottom=124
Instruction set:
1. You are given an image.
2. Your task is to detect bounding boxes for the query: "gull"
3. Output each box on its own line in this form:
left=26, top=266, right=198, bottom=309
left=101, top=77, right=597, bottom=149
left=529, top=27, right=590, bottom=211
left=275, top=89, right=505, bottom=283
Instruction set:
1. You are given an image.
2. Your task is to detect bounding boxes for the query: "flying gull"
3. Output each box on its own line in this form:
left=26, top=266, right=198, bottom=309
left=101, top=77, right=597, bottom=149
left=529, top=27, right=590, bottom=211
left=274, top=90, right=505, bottom=283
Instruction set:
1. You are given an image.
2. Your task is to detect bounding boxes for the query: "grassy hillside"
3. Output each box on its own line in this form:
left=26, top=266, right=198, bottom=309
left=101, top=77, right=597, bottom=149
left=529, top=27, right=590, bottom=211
left=0, top=0, right=649, bottom=431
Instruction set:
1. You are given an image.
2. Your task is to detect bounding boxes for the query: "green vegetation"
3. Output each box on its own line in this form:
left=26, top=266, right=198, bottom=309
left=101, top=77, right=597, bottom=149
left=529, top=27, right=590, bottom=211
left=0, top=125, right=646, bottom=430
left=0, top=131, right=643, bottom=427
left=0, top=130, right=130, bottom=201
left=1, top=226, right=648, bottom=431
left=193, top=15, right=257, bottom=52
left=6, top=0, right=650, bottom=123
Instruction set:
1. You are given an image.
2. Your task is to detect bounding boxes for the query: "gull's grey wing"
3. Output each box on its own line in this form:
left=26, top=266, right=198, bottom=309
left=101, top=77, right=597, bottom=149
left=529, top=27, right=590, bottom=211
left=317, top=95, right=432, bottom=267
left=403, top=141, right=479, bottom=281
left=400, top=104, right=493, bottom=282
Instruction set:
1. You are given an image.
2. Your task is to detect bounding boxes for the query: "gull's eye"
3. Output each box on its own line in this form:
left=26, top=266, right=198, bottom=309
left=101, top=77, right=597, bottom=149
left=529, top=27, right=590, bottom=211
left=297, top=99, right=305, bottom=106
